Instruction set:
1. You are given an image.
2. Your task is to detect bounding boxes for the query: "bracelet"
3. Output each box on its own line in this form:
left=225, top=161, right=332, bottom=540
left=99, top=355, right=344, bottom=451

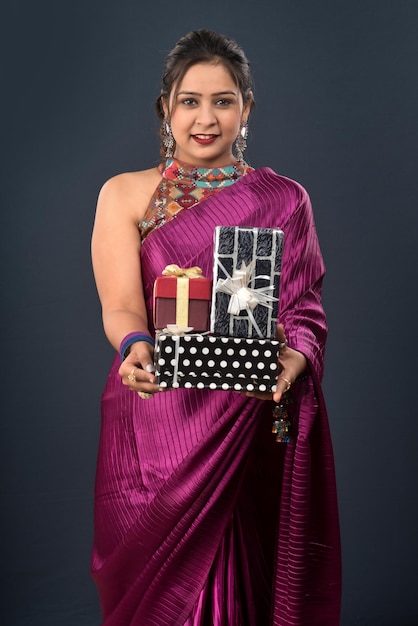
left=272, top=391, right=292, bottom=443
left=119, top=331, right=155, bottom=361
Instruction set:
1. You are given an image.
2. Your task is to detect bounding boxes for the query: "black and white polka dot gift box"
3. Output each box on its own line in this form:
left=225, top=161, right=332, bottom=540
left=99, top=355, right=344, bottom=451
left=154, top=331, right=279, bottom=392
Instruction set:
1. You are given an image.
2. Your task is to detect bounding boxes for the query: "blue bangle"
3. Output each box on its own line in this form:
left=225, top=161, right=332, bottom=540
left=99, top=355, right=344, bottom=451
left=119, top=332, right=155, bottom=361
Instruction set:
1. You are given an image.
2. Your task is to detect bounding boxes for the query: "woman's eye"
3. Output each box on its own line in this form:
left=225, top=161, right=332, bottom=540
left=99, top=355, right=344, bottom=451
left=181, top=98, right=197, bottom=106
left=215, top=98, right=232, bottom=106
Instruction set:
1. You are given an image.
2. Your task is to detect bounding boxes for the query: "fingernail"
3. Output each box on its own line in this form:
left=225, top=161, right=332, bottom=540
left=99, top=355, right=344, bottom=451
left=145, top=364, right=155, bottom=373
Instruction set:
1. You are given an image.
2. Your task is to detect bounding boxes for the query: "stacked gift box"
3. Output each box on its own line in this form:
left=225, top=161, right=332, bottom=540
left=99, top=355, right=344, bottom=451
left=153, top=226, right=284, bottom=392
left=153, top=264, right=212, bottom=332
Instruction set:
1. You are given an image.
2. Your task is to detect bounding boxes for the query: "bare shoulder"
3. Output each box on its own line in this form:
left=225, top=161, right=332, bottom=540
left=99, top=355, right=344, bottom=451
left=97, top=167, right=162, bottom=221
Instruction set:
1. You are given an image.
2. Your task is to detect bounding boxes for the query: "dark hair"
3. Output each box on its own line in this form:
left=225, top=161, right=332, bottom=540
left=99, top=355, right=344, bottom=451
left=155, top=29, right=254, bottom=120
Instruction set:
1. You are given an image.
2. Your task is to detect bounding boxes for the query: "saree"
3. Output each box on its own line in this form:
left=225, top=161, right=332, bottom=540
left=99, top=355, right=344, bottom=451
left=91, top=167, right=341, bottom=625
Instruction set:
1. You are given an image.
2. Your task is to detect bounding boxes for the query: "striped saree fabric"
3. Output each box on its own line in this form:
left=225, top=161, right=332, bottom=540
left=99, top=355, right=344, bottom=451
left=91, top=168, right=341, bottom=625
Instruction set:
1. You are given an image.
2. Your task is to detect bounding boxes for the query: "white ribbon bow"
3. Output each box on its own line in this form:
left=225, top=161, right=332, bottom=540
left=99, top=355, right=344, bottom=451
left=215, top=261, right=278, bottom=338
left=163, top=324, right=195, bottom=335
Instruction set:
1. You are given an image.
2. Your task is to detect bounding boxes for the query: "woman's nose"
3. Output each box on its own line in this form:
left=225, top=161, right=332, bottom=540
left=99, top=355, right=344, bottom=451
left=196, top=104, right=216, bottom=126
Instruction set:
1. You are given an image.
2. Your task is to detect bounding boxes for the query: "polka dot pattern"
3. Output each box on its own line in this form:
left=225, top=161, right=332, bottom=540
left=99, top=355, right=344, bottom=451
left=154, top=332, right=279, bottom=392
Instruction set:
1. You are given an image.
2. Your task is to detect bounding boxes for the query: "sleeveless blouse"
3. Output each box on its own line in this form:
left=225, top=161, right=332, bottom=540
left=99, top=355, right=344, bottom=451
left=139, top=158, right=254, bottom=240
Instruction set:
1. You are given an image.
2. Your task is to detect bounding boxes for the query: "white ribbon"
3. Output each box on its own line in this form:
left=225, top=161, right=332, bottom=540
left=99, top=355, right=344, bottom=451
left=215, top=261, right=278, bottom=338
left=163, top=324, right=195, bottom=335
left=161, top=326, right=212, bottom=385
left=172, top=335, right=180, bottom=386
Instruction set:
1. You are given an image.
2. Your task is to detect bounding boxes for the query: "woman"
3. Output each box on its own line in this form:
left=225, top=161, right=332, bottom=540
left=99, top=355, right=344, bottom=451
left=91, top=29, right=341, bottom=626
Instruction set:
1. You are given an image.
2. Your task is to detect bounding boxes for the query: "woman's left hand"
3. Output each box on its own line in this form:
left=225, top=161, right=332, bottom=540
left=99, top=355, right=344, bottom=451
left=244, top=323, right=307, bottom=403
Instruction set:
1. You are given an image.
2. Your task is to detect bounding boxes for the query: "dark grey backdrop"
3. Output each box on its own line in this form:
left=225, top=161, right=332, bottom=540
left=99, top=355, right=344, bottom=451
left=1, top=1, right=417, bottom=625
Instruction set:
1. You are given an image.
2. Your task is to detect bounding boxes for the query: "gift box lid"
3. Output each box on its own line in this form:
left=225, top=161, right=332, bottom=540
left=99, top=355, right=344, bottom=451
left=154, top=276, right=212, bottom=300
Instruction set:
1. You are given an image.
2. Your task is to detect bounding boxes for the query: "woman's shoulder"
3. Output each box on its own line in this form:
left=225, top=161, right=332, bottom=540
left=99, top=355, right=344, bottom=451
left=245, top=166, right=310, bottom=203
left=97, top=166, right=162, bottom=219
left=100, top=167, right=161, bottom=199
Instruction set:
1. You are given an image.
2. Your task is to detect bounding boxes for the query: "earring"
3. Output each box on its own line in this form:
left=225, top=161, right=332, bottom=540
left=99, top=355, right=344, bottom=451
left=162, top=119, right=174, bottom=158
left=234, top=121, right=248, bottom=161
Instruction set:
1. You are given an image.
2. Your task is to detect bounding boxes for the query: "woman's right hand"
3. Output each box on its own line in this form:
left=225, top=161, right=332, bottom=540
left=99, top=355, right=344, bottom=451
left=119, top=341, right=161, bottom=397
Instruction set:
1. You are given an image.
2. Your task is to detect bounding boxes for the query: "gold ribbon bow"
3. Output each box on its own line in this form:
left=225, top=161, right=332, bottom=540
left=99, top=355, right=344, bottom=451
left=215, top=261, right=278, bottom=338
left=162, top=264, right=204, bottom=279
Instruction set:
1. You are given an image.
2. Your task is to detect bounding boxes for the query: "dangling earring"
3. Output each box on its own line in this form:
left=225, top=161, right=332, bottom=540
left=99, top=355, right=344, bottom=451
left=235, top=121, right=248, bottom=161
left=162, top=119, right=174, bottom=158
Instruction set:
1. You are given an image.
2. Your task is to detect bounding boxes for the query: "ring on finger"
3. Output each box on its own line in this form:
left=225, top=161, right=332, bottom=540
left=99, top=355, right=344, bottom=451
left=138, top=391, right=153, bottom=400
left=127, top=368, right=137, bottom=383
left=278, top=377, right=292, bottom=392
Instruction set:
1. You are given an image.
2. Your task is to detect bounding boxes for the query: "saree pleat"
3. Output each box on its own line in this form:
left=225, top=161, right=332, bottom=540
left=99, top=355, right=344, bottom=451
left=91, top=168, right=341, bottom=625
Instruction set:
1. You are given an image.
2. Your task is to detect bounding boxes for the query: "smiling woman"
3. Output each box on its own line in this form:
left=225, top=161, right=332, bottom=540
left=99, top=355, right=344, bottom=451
left=90, top=28, right=341, bottom=626
left=164, top=63, right=251, bottom=166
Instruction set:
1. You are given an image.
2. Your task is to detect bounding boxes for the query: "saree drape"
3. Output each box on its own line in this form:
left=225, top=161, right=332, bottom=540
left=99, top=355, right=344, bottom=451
left=91, top=168, right=341, bottom=625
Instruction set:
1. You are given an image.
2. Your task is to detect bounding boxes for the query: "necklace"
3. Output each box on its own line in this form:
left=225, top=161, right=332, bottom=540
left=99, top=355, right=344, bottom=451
left=162, top=157, right=252, bottom=189
left=139, top=157, right=253, bottom=240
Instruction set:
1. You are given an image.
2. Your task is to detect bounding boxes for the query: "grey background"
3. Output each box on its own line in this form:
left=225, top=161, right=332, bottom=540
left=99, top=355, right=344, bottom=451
left=1, top=1, right=417, bottom=624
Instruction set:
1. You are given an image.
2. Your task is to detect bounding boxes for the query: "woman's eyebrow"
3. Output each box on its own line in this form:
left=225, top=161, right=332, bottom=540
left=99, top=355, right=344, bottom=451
left=176, top=90, right=238, bottom=96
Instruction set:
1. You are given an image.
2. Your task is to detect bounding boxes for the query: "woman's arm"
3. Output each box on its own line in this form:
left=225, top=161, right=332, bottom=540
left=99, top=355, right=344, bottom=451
left=91, top=169, right=162, bottom=393
left=92, top=174, right=148, bottom=347
left=247, top=186, right=325, bottom=403
left=278, top=188, right=328, bottom=383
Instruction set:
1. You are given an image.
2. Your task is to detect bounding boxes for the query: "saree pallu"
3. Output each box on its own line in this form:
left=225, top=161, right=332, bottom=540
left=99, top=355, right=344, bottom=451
left=91, top=168, right=341, bottom=625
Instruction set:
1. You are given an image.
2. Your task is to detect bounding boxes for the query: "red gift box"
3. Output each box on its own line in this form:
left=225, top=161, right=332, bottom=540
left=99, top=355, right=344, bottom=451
left=153, top=267, right=212, bottom=331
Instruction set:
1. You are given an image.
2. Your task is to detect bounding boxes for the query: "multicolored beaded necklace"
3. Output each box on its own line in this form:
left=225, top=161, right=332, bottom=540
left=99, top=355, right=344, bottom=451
left=139, top=158, right=253, bottom=240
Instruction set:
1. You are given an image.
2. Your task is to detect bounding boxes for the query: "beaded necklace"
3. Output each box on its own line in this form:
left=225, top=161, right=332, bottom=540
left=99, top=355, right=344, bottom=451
left=139, top=158, right=253, bottom=240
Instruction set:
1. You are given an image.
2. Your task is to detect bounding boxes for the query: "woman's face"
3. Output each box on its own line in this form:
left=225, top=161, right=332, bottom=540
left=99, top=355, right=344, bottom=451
left=165, top=62, right=250, bottom=167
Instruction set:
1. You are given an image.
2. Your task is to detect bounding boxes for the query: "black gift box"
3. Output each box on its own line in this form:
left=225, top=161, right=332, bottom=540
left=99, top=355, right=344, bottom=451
left=154, top=331, right=279, bottom=392
left=210, top=226, right=284, bottom=339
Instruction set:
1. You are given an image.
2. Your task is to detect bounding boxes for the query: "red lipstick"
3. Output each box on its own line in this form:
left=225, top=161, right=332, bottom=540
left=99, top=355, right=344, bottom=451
left=192, top=134, right=218, bottom=145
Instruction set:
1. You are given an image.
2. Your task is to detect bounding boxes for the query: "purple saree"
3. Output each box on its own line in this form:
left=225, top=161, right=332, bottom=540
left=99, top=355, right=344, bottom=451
left=91, top=168, right=341, bottom=625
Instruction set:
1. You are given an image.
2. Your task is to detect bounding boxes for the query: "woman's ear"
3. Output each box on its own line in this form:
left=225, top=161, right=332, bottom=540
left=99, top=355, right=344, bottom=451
left=161, top=97, right=169, bottom=120
left=243, top=90, right=254, bottom=120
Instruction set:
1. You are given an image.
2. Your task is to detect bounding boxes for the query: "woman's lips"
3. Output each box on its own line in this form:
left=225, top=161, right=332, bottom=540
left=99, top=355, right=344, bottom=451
left=192, top=134, right=218, bottom=145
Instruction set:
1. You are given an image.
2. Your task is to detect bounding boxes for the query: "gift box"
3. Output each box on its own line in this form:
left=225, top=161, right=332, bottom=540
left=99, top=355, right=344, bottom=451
left=153, top=265, right=212, bottom=332
left=154, top=331, right=279, bottom=392
left=210, top=226, right=284, bottom=339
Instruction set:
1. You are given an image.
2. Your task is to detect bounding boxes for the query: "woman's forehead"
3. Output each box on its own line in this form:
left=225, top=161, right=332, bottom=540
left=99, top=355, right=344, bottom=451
left=174, top=62, right=238, bottom=93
